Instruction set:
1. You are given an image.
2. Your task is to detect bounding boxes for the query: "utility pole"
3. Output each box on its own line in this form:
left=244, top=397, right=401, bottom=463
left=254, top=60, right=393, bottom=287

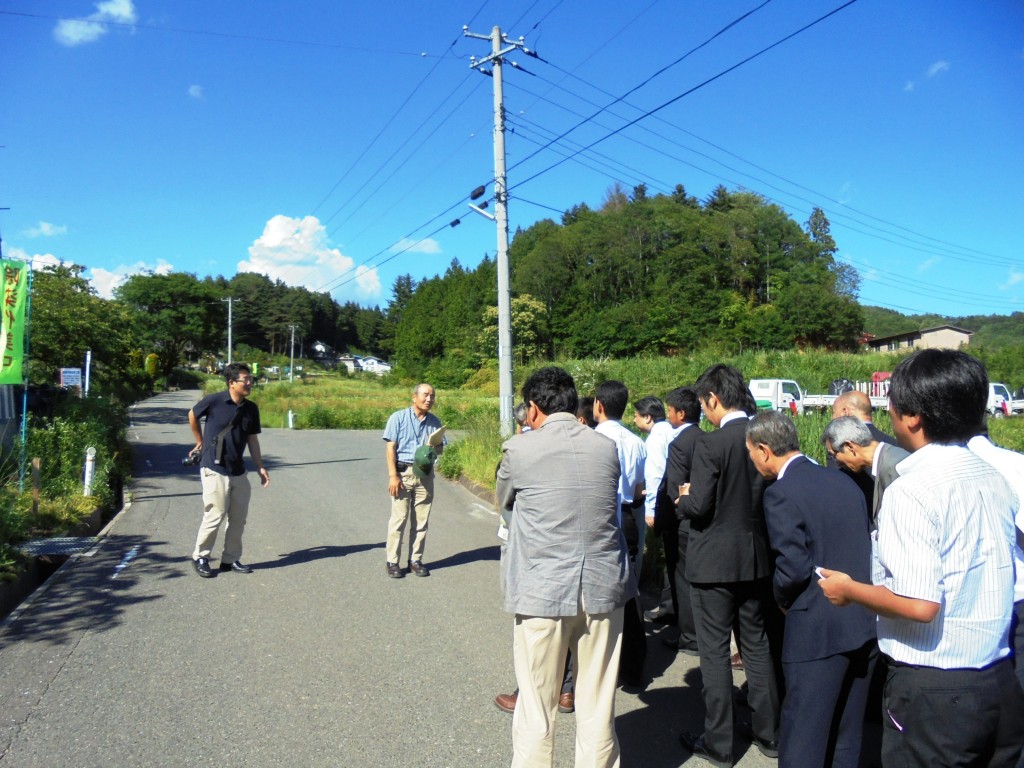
left=288, top=324, right=299, bottom=383
left=465, top=25, right=530, bottom=438
left=221, top=297, right=236, bottom=365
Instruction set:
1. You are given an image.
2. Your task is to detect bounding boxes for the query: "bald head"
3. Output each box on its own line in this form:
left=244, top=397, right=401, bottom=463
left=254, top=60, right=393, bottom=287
left=832, top=390, right=873, bottom=422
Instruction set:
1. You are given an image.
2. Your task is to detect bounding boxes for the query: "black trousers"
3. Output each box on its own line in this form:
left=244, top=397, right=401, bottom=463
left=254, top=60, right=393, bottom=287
left=690, top=579, right=780, bottom=758
left=663, top=521, right=697, bottom=650
left=883, top=657, right=1024, bottom=768
left=618, top=502, right=647, bottom=682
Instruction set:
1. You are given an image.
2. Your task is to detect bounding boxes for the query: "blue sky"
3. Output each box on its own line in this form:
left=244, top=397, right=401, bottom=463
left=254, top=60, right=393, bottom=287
left=2, top=0, right=1022, bottom=320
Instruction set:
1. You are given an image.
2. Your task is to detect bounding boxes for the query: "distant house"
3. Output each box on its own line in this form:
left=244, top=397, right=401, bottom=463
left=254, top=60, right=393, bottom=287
left=311, top=340, right=339, bottom=369
left=863, top=325, right=973, bottom=353
left=359, top=356, right=393, bottom=376
left=338, top=355, right=362, bottom=374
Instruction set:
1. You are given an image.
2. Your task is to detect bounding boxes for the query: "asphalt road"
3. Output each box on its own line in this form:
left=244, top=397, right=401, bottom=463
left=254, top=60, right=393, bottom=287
left=0, top=390, right=778, bottom=768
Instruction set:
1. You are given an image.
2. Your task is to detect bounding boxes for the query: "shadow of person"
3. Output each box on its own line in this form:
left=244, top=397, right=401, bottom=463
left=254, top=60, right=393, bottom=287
left=424, top=545, right=500, bottom=572
left=615, top=666, right=706, bottom=768
left=256, top=542, right=385, bottom=570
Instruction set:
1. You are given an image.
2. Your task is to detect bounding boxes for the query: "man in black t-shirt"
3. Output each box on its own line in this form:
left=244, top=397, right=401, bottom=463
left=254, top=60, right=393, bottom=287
left=189, top=362, right=270, bottom=578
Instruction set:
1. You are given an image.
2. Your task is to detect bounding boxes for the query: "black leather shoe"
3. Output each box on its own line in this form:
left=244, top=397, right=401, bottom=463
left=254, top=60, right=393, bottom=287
left=192, top=557, right=214, bottom=578
left=386, top=562, right=404, bottom=579
left=409, top=561, right=430, bottom=577
left=679, top=732, right=733, bottom=768
left=737, top=723, right=778, bottom=758
left=751, top=736, right=779, bottom=759
left=220, top=560, right=253, bottom=573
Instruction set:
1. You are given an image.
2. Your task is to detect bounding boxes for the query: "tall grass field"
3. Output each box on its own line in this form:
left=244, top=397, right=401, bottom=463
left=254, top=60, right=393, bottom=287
left=227, top=351, right=1024, bottom=493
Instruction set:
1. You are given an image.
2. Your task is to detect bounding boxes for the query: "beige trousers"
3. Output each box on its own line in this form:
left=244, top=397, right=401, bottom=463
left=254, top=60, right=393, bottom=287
left=193, top=468, right=251, bottom=562
left=386, top=467, right=433, bottom=564
left=511, top=605, right=624, bottom=768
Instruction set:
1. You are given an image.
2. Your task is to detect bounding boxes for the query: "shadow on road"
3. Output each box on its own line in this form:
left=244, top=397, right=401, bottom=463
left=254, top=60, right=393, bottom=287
left=427, top=545, right=501, bottom=572
left=254, top=542, right=386, bottom=570
left=617, top=666, right=705, bottom=768
left=3, top=537, right=177, bottom=644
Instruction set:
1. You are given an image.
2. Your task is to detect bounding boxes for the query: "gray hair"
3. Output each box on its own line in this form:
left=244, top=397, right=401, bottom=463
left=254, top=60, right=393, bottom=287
left=821, top=416, right=873, bottom=452
left=746, top=411, right=800, bottom=455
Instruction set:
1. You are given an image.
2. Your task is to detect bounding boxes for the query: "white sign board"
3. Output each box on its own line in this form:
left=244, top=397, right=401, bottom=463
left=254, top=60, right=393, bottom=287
left=60, top=367, right=83, bottom=387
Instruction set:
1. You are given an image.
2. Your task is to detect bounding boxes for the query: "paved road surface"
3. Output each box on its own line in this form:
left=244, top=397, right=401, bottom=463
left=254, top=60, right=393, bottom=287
left=0, top=391, right=778, bottom=767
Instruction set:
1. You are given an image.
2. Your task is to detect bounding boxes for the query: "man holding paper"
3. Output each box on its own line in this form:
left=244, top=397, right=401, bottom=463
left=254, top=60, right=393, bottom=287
left=383, top=382, right=445, bottom=578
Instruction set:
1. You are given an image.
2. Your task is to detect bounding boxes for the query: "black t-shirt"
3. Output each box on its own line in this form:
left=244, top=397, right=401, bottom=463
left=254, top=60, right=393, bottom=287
left=192, top=392, right=262, bottom=476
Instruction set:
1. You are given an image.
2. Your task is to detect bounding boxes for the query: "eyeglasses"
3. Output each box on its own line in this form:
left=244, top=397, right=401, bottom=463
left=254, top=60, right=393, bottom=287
left=234, top=377, right=254, bottom=385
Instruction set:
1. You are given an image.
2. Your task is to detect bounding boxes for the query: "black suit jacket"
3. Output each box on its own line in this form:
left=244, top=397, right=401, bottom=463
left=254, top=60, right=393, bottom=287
left=679, top=417, right=771, bottom=583
left=764, top=456, right=876, bottom=662
left=654, top=423, right=702, bottom=532
left=826, top=421, right=896, bottom=513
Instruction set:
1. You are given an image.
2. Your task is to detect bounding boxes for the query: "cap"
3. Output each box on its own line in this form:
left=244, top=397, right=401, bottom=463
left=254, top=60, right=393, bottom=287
left=412, top=444, right=437, bottom=479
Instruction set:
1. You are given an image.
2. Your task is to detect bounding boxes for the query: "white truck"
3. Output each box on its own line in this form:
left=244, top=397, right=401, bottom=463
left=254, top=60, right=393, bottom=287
left=749, top=379, right=806, bottom=415
left=750, top=378, right=889, bottom=414
left=988, top=382, right=1016, bottom=417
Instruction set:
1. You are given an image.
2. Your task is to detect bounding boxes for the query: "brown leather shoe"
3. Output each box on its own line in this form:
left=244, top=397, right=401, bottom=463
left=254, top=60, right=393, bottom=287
left=386, top=562, right=404, bottom=579
left=730, top=652, right=744, bottom=670
left=558, top=692, right=575, bottom=713
left=409, top=560, right=430, bottom=577
left=494, top=692, right=517, bottom=713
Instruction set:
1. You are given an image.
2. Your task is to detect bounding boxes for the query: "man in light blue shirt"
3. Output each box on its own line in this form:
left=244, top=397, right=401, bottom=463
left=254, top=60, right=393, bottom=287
left=382, top=383, right=444, bottom=578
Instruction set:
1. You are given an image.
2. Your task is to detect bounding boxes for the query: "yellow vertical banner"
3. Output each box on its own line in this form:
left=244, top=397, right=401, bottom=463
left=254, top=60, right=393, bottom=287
left=0, top=260, right=29, bottom=384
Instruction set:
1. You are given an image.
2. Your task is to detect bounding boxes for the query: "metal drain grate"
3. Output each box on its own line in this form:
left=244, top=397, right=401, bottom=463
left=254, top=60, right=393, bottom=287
left=19, top=537, right=100, bottom=557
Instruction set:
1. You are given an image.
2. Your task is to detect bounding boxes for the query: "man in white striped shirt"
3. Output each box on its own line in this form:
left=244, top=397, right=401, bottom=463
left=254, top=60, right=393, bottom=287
left=819, top=349, right=1023, bottom=768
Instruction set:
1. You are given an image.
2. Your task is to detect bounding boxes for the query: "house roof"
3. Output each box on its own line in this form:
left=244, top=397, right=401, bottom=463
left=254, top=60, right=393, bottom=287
left=865, top=324, right=974, bottom=346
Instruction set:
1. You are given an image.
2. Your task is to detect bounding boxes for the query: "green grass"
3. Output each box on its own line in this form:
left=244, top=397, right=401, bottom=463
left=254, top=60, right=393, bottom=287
left=207, top=358, right=1024, bottom=491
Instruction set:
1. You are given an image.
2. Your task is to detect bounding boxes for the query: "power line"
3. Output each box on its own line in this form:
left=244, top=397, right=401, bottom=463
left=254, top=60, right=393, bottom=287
left=0, top=9, right=447, bottom=58
left=507, top=0, right=860, bottom=194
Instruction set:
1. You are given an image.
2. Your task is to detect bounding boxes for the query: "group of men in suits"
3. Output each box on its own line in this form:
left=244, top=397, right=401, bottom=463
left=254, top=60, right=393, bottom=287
left=495, top=352, right=1023, bottom=768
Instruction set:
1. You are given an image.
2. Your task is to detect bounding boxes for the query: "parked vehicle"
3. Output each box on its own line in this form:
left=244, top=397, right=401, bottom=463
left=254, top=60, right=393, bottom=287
left=749, top=379, right=805, bottom=415
left=988, top=382, right=1013, bottom=417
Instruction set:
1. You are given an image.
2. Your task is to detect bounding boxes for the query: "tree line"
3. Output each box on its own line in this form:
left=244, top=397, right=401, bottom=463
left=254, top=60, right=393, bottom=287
left=392, top=184, right=864, bottom=385
left=23, top=182, right=1023, bottom=394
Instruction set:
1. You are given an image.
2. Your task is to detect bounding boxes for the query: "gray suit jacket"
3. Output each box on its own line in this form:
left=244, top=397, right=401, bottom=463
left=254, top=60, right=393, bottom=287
left=872, top=442, right=910, bottom=520
left=496, top=412, right=636, bottom=617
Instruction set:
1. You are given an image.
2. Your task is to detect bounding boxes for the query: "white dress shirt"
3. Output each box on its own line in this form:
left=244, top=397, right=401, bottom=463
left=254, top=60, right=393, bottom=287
left=874, top=442, right=1016, bottom=668
left=643, top=420, right=683, bottom=520
left=968, top=435, right=1024, bottom=604
left=595, top=419, right=647, bottom=522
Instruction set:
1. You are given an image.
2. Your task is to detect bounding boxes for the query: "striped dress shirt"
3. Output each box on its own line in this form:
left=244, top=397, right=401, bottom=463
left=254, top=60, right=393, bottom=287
left=874, top=442, right=1016, bottom=668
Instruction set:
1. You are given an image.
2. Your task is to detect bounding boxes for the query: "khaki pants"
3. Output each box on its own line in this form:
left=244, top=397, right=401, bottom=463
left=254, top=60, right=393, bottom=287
left=386, top=467, right=433, bottom=564
left=193, top=468, right=251, bottom=562
left=511, top=606, right=624, bottom=768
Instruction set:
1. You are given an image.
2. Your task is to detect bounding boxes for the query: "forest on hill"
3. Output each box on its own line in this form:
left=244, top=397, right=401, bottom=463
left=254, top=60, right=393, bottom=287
left=28, top=185, right=1022, bottom=392
left=393, top=184, right=863, bottom=384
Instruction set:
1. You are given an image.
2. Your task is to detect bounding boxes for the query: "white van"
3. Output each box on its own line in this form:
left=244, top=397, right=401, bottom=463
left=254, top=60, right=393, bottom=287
left=748, top=379, right=804, bottom=415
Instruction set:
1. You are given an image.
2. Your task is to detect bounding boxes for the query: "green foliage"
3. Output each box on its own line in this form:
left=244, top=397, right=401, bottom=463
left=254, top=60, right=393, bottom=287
left=144, top=353, right=159, bottom=377
left=18, top=397, right=129, bottom=512
left=28, top=264, right=135, bottom=388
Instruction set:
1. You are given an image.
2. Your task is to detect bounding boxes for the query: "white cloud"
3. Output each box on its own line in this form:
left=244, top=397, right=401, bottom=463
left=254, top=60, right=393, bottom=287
left=1001, top=270, right=1024, bottom=290
left=240, top=215, right=382, bottom=300
left=88, top=259, right=174, bottom=299
left=903, top=80, right=915, bottom=93
left=5, top=246, right=61, bottom=269
left=22, top=221, right=68, bottom=238
left=390, top=237, right=441, bottom=255
left=54, top=0, right=136, bottom=47
left=917, top=257, right=940, bottom=274
left=927, top=60, right=950, bottom=78
left=188, top=84, right=204, bottom=100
